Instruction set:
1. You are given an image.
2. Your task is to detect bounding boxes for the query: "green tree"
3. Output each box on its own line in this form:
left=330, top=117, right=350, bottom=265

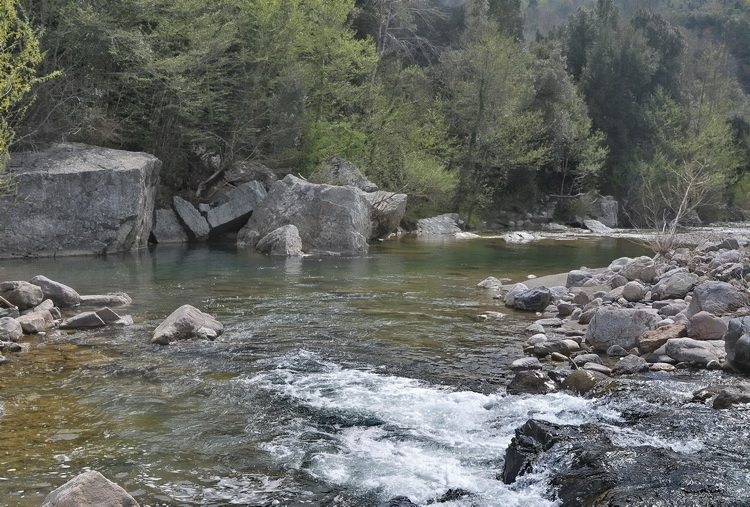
left=362, top=67, right=456, bottom=214
left=530, top=44, right=607, bottom=195
left=635, top=87, right=744, bottom=250
left=441, top=4, right=548, bottom=219
left=0, top=0, right=48, bottom=187
left=561, top=0, right=685, bottom=196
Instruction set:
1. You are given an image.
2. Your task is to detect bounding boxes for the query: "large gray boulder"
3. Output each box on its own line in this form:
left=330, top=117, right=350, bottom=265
left=723, top=316, right=750, bottom=373
left=0, top=281, right=44, bottom=310
left=151, top=304, right=224, bottom=345
left=310, top=156, right=378, bottom=192
left=1, top=143, right=160, bottom=258
left=237, top=175, right=372, bottom=256
left=364, top=191, right=407, bottom=239
left=651, top=271, right=698, bottom=300
left=686, top=281, right=745, bottom=317
left=622, top=281, right=647, bottom=302
left=206, top=180, right=267, bottom=234
left=586, top=308, right=660, bottom=352
left=255, top=225, right=303, bottom=256
left=416, top=213, right=463, bottom=235
left=151, top=208, right=189, bottom=243
left=29, top=275, right=80, bottom=308
left=172, top=196, right=210, bottom=240
left=619, top=256, right=659, bottom=283
left=591, top=195, right=618, bottom=228
left=41, top=470, right=139, bottom=507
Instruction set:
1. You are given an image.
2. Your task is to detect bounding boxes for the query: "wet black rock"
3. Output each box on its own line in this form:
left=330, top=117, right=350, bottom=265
left=501, top=419, right=564, bottom=484
left=507, top=371, right=559, bottom=395
left=512, top=286, right=553, bottom=312
left=375, top=496, right=418, bottom=507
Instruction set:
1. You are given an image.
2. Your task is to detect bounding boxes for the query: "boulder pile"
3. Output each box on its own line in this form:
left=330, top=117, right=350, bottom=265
left=0, top=275, right=136, bottom=363
left=480, top=237, right=750, bottom=390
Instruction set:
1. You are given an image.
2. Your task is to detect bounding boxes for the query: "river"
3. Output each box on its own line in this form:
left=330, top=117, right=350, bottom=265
left=1, top=236, right=747, bottom=506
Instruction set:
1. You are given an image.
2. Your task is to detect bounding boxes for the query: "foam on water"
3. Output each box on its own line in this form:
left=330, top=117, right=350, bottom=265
left=236, top=351, right=622, bottom=505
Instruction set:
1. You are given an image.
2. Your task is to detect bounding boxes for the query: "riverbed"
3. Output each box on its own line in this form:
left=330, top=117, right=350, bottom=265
left=2, top=236, right=744, bottom=506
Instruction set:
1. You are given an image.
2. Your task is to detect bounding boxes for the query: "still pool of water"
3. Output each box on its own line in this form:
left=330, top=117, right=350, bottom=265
left=0, top=236, right=649, bottom=506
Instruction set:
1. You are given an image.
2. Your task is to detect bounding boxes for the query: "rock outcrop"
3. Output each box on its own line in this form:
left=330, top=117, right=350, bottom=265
left=1, top=143, right=160, bottom=258
left=237, top=175, right=372, bottom=255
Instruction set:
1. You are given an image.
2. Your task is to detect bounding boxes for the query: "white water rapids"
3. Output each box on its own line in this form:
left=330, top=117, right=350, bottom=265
left=235, top=350, right=624, bottom=506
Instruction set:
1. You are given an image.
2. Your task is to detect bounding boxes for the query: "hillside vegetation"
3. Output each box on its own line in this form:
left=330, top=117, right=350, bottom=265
left=2, top=0, right=749, bottom=223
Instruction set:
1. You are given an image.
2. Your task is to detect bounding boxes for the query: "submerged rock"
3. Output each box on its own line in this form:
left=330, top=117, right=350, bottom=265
left=375, top=497, right=419, bottom=507
left=151, top=304, right=223, bottom=345
left=79, top=293, right=132, bottom=307
left=42, top=470, right=139, bottom=507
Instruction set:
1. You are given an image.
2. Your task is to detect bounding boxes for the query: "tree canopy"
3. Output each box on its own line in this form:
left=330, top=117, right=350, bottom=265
left=9, top=0, right=750, bottom=222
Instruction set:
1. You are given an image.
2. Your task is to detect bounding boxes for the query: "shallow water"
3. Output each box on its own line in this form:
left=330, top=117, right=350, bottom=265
left=3, top=235, right=732, bottom=506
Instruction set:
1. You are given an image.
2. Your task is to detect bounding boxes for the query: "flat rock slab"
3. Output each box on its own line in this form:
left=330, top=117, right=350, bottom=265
left=173, top=196, right=210, bottom=240
left=79, top=293, right=132, bottom=307
left=60, top=312, right=106, bottom=330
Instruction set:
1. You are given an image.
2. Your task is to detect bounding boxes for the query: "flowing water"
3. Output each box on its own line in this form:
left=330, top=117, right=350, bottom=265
left=0, top=236, right=745, bottom=506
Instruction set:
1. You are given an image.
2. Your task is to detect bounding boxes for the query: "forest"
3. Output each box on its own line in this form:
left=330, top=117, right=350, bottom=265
left=2, top=0, right=750, bottom=225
